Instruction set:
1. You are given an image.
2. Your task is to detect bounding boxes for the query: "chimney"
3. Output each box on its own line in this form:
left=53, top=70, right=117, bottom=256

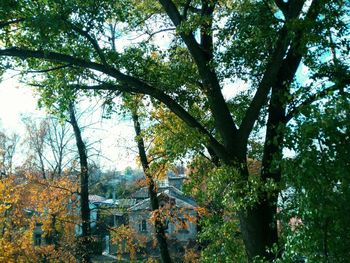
left=168, top=176, right=184, bottom=190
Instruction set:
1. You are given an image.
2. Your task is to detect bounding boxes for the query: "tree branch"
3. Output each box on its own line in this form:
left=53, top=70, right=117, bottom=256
left=76, top=83, right=230, bottom=161
left=239, top=0, right=319, bottom=142
left=158, top=0, right=238, bottom=149
left=238, top=26, right=290, bottom=141
left=128, top=27, right=176, bottom=42
left=6, top=46, right=229, bottom=161
left=67, top=22, right=108, bottom=66
left=25, top=64, right=73, bottom=74
left=285, top=82, right=350, bottom=123
left=0, top=18, right=24, bottom=29
left=0, top=46, right=228, bottom=159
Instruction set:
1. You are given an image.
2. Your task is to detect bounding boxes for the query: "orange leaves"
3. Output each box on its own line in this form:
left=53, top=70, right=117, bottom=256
left=194, top=206, right=208, bottom=217
left=183, top=248, right=200, bottom=263
left=0, top=177, right=38, bottom=261
left=0, top=173, right=78, bottom=261
left=110, top=225, right=145, bottom=261
left=149, top=209, right=160, bottom=225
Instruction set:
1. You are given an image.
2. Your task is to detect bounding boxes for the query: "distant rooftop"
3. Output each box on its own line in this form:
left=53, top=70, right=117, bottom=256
left=132, top=185, right=186, bottom=199
left=129, top=191, right=196, bottom=211
left=89, top=194, right=107, bottom=204
left=100, top=198, right=137, bottom=208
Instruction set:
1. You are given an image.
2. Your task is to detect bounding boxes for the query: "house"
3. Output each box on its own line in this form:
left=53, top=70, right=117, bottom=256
left=74, top=195, right=104, bottom=237
left=90, top=195, right=137, bottom=255
left=126, top=173, right=198, bottom=256
left=131, top=172, right=187, bottom=200
left=91, top=173, right=198, bottom=258
left=129, top=190, right=197, bottom=245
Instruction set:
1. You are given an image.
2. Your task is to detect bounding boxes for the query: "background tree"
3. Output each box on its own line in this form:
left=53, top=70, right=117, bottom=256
left=127, top=96, right=173, bottom=262
left=22, top=115, right=76, bottom=179
left=0, top=173, right=79, bottom=262
left=68, top=102, right=92, bottom=263
left=0, top=128, right=19, bottom=177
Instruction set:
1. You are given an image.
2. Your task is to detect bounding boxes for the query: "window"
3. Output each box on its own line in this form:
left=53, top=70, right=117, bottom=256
left=178, top=218, right=189, bottom=233
left=139, top=219, right=147, bottom=232
left=34, top=233, right=42, bottom=246
left=164, top=219, right=170, bottom=233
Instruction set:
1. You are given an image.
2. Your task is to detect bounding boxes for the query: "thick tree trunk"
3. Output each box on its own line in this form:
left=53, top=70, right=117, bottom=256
left=239, top=72, right=291, bottom=262
left=69, top=103, right=91, bottom=263
left=238, top=195, right=279, bottom=262
left=131, top=108, right=172, bottom=263
left=221, top=149, right=279, bottom=262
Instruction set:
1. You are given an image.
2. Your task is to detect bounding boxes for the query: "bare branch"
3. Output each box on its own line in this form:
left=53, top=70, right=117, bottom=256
left=32, top=179, right=78, bottom=195
left=285, top=81, right=350, bottom=123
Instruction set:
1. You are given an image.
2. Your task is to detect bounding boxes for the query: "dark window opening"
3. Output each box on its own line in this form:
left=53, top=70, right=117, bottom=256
left=34, top=233, right=42, bottom=246
left=139, top=219, right=147, bottom=232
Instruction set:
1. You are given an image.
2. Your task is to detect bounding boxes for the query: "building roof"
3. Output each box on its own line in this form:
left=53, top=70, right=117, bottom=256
left=132, top=185, right=188, bottom=199
left=100, top=198, right=137, bottom=208
left=129, top=191, right=196, bottom=211
left=89, top=194, right=107, bottom=204
left=168, top=174, right=186, bottom=180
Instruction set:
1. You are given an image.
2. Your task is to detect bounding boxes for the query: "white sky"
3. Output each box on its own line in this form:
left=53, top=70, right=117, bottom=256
left=0, top=74, right=138, bottom=171
left=0, top=75, right=44, bottom=131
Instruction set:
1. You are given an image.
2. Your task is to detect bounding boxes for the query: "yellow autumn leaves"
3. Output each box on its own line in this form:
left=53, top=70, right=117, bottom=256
left=0, top=174, right=79, bottom=262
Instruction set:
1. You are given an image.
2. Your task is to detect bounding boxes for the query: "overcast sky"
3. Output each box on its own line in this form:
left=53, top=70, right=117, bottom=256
left=0, top=74, right=44, bottom=131
left=0, top=74, right=138, bottom=171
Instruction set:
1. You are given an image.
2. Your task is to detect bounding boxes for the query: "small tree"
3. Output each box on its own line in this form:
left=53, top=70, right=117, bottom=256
left=0, top=129, right=19, bottom=177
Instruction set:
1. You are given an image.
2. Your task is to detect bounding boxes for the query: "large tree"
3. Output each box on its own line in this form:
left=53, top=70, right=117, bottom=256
left=0, top=0, right=349, bottom=261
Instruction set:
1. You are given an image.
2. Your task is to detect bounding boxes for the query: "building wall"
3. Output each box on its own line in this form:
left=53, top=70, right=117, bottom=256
left=129, top=209, right=197, bottom=243
left=168, top=178, right=184, bottom=191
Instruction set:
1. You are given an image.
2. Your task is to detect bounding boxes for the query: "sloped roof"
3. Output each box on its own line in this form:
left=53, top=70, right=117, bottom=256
left=89, top=194, right=107, bottom=204
left=131, top=187, right=149, bottom=199
left=128, top=198, right=150, bottom=211
left=168, top=174, right=186, bottom=180
left=132, top=185, right=187, bottom=199
left=100, top=198, right=137, bottom=208
left=161, top=188, right=196, bottom=206
left=129, top=191, right=196, bottom=211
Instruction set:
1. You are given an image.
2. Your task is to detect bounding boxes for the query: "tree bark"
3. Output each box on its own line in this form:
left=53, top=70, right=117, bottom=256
left=131, top=106, right=173, bottom=263
left=238, top=199, right=278, bottom=261
left=69, top=102, right=91, bottom=263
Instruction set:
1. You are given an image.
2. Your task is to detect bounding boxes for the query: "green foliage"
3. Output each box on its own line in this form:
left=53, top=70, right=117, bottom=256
left=1, top=0, right=350, bottom=261
left=185, top=159, right=280, bottom=262
left=200, top=214, right=247, bottom=263
left=184, top=158, right=247, bottom=262
left=215, top=0, right=282, bottom=82
left=279, top=94, right=350, bottom=262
